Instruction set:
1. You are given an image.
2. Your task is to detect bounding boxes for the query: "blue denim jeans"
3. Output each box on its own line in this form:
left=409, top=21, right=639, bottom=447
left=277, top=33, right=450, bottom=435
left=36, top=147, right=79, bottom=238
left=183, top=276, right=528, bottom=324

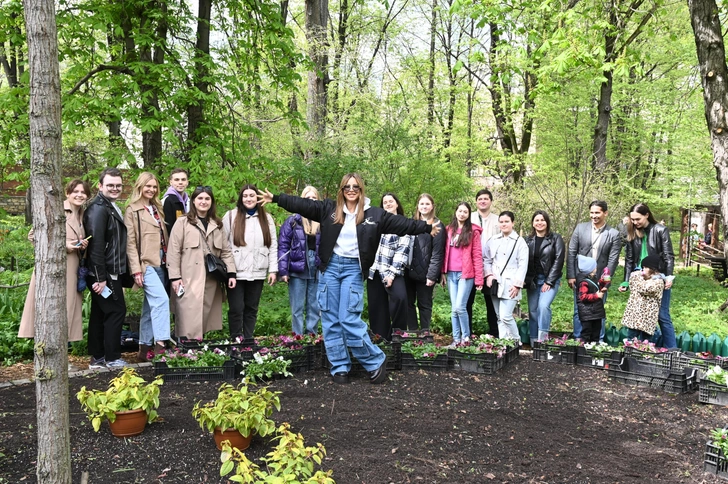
left=139, top=266, right=170, bottom=345
left=658, top=288, right=676, bottom=348
left=573, top=288, right=606, bottom=340
left=289, top=250, right=321, bottom=335
left=492, top=296, right=519, bottom=339
left=318, top=254, right=385, bottom=375
left=527, top=275, right=560, bottom=341
left=447, top=271, right=474, bottom=342
left=627, top=328, right=652, bottom=342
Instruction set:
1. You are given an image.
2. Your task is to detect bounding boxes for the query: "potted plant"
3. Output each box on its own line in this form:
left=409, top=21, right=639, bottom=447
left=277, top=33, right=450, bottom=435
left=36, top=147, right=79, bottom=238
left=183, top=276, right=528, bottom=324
left=76, top=367, right=163, bottom=437
left=220, top=423, right=335, bottom=483
left=192, top=380, right=281, bottom=450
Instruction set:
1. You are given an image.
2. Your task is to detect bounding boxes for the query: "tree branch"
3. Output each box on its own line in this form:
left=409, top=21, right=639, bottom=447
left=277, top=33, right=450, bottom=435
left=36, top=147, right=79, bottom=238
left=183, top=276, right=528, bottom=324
left=66, top=64, right=132, bottom=95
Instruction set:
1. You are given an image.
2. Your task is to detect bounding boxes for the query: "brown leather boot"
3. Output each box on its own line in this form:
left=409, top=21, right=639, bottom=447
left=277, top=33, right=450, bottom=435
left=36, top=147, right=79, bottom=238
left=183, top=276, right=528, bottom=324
left=137, top=344, right=151, bottom=362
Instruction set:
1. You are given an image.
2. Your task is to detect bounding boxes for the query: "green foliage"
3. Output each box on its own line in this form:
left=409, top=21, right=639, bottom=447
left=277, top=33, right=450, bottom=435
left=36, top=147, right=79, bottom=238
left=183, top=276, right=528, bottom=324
left=240, top=352, right=293, bottom=382
left=0, top=288, right=33, bottom=364
left=152, top=347, right=229, bottom=367
left=400, top=340, right=446, bottom=359
left=192, top=381, right=281, bottom=437
left=0, top=216, right=33, bottom=272
left=705, top=366, right=728, bottom=385
left=220, top=422, right=335, bottom=484
left=76, top=368, right=163, bottom=432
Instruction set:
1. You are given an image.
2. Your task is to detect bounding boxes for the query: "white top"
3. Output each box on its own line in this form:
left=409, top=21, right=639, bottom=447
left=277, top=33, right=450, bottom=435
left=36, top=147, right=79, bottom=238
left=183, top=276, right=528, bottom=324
left=334, top=200, right=369, bottom=258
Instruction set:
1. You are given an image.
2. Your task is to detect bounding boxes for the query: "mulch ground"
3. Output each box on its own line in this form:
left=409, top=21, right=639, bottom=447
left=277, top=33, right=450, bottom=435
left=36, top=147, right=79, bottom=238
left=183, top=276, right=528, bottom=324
left=1, top=353, right=727, bottom=483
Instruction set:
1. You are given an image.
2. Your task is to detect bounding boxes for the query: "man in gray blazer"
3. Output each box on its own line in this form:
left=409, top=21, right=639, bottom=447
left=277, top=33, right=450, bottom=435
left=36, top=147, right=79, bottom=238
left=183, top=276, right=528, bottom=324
left=566, top=201, right=622, bottom=339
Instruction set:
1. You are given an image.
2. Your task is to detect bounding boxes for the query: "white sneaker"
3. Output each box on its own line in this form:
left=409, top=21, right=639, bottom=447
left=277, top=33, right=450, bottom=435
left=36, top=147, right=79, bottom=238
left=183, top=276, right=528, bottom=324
left=89, top=357, right=106, bottom=369
left=105, top=359, right=128, bottom=369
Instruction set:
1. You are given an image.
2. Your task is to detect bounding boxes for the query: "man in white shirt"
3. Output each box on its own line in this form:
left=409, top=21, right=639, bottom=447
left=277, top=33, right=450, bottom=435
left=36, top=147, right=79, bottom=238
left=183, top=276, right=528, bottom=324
left=467, top=188, right=500, bottom=336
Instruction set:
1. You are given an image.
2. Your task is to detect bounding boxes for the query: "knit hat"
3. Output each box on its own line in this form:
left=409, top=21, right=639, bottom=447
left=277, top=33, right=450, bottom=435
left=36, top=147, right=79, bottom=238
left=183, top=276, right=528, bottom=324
left=577, top=255, right=597, bottom=275
left=640, top=255, right=661, bottom=272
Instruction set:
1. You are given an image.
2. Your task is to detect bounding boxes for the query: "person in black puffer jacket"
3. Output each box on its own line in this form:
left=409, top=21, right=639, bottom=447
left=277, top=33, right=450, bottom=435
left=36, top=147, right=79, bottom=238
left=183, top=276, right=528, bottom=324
left=258, top=174, right=440, bottom=385
left=405, top=194, right=445, bottom=332
left=575, top=255, right=608, bottom=343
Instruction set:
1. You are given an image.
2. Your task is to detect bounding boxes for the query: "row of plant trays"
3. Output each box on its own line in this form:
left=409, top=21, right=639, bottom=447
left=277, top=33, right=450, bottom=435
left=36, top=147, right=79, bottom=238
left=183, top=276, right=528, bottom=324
left=532, top=344, right=623, bottom=369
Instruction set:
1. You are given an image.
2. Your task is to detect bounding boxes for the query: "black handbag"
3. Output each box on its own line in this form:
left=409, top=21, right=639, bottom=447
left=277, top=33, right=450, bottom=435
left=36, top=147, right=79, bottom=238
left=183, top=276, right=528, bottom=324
left=76, top=255, right=89, bottom=292
left=195, top=225, right=229, bottom=283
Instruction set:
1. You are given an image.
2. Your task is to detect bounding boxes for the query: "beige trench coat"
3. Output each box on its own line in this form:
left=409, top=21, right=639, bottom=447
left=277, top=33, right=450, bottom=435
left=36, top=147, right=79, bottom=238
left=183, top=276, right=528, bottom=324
left=167, top=217, right=236, bottom=339
left=124, top=201, right=169, bottom=274
left=19, top=201, right=85, bottom=341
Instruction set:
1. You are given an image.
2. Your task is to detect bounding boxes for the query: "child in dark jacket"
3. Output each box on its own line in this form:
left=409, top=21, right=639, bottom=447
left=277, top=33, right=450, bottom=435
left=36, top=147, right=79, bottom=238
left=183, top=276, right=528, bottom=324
left=576, top=255, right=610, bottom=343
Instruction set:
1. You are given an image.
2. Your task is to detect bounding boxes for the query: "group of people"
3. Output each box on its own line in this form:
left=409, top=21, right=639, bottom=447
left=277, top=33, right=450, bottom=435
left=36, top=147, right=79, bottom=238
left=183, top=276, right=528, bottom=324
left=18, top=168, right=678, bottom=383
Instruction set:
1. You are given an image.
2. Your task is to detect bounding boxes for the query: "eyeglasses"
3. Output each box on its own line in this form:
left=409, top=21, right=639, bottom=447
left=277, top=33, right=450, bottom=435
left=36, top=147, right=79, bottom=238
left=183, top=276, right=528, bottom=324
left=196, top=186, right=212, bottom=191
left=342, top=185, right=360, bottom=192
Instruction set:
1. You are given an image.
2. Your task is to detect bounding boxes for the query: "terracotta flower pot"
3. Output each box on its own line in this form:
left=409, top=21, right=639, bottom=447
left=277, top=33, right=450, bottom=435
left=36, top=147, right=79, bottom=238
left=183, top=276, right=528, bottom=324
left=108, top=409, right=148, bottom=437
left=213, top=427, right=252, bottom=451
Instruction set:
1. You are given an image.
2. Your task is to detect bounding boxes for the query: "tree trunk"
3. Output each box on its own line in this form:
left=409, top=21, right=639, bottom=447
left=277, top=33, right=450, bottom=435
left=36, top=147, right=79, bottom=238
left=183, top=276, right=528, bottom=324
left=305, top=0, right=329, bottom=145
left=187, top=0, right=212, bottom=145
left=22, top=0, right=71, bottom=481
left=688, top=0, right=728, bottom=260
left=427, top=0, right=436, bottom=130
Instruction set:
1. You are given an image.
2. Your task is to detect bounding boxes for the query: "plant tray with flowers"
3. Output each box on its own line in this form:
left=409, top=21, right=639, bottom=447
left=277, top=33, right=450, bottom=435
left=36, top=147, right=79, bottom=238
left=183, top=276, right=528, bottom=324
left=240, top=352, right=293, bottom=382
left=607, top=357, right=698, bottom=394
left=323, top=335, right=402, bottom=373
left=152, top=347, right=237, bottom=382
left=622, top=338, right=674, bottom=376
left=705, top=428, right=728, bottom=480
left=699, top=366, right=728, bottom=406
left=400, top=341, right=449, bottom=371
left=391, top=329, right=435, bottom=344
left=673, top=351, right=728, bottom=375
left=447, top=335, right=518, bottom=375
left=250, top=333, right=323, bottom=372
left=576, top=343, right=624, bottom=370
left=532, top=335, right=582, bottom=365
left=177, top=336, right=255, bottom=354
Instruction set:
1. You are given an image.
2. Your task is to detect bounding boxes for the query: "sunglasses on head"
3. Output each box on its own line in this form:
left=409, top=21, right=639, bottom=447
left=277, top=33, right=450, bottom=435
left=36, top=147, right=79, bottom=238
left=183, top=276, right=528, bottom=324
left=196, top=185, right=212, bottom=191
left=342, top=184, right=360, bottom=192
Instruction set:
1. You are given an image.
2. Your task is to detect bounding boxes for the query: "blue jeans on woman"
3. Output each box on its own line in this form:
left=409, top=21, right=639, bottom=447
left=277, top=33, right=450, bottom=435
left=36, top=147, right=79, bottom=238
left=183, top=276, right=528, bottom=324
left=447, top=271, right=474, bottom=343
left=318, top=254, right=385, bottom=375
left=658, top=288, right=676, bottom=348
left=139, top=266, right=170, bottom=345
left=289, top=249, right=321, bottom=335
left=627, top=328, right=653, bottom=342
left=527, top=275, right=560, bottom=342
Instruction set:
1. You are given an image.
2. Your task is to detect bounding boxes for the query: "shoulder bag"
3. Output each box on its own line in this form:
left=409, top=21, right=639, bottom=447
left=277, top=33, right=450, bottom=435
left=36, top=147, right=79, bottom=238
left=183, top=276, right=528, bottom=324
left=194, top=224, right=229, bottom=283
left=486, top=236, right=518, bottom=296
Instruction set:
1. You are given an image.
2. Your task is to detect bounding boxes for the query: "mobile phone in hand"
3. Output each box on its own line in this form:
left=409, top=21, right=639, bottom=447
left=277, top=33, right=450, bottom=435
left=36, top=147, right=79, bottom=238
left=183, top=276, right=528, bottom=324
left=176, top=284, right=185, bottom=298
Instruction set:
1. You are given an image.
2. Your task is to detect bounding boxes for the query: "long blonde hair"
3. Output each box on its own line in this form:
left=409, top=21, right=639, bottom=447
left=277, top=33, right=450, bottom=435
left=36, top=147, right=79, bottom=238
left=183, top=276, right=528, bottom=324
left=301, top=185, right=321, bottom=235
left=413, top=193, right=437, bottom=224
left=129, top=172, right=164, bottom=222
left=333, top=173, right=366, bottom=225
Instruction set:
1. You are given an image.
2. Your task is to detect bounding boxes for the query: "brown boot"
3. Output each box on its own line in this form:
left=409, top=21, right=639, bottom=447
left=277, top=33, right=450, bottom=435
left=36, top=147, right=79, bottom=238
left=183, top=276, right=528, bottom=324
left=137, top=344, right=151, bottom=362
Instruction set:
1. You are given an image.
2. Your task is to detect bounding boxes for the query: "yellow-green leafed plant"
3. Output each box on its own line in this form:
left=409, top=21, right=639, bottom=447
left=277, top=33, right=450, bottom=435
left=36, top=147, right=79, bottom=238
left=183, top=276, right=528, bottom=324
left=220, top=422, right=335, bottom=483
left=76, top=368, right=163, bottom=431
left=192, top=380, right=281, bottom=437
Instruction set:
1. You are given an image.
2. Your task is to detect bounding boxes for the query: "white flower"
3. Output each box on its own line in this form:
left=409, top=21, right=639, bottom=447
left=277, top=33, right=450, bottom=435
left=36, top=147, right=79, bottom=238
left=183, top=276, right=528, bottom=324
left=202, top=344, right=209, bottom=351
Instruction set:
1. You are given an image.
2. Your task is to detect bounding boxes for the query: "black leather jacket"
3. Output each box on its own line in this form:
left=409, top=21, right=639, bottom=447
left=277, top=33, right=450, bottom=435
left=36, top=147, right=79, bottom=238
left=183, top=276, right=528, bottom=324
left=84, top=193, right=128, bottom=282
left=624, top=223, right=674, bottom=281
left=525, top=232, right=565, bottom=287
left=408, top=220, right=446, bottom=282
left=274, top=194, right=432, bottom=278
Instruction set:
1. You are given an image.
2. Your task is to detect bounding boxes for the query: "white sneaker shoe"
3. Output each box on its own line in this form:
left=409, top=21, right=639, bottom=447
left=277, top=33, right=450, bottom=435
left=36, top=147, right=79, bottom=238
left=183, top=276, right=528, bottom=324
left=89, top=357, right=106, bottom=369
left=105, top=359, right=128, bottom=369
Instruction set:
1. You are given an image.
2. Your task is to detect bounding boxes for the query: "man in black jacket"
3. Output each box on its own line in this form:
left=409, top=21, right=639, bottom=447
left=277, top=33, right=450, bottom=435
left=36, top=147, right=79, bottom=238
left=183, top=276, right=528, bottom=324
left=84, top=168, right=129, bottom=369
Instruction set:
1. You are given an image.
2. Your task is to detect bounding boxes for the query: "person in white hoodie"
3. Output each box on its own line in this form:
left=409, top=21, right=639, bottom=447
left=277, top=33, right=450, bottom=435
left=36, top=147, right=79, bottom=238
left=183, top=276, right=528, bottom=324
left=223, top=183, right=277, bottom=341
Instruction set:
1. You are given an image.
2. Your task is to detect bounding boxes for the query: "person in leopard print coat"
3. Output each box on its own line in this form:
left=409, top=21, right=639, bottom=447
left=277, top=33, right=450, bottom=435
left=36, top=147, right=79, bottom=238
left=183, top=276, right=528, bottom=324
left=621, top=255, right=665, bottom=341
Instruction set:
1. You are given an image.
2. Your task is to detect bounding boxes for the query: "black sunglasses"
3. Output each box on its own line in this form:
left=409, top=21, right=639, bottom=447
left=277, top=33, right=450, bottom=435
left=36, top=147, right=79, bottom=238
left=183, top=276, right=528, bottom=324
left=341, top=184, right=361, bottom=192
left=196, top=185, right=212, bottom=191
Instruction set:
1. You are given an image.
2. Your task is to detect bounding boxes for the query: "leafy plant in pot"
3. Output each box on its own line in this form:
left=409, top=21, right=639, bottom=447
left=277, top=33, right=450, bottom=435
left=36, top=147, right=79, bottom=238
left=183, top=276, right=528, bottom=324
left=76, top=367, right=163, bottom=437
left=192, top=379, right=281, bottom=451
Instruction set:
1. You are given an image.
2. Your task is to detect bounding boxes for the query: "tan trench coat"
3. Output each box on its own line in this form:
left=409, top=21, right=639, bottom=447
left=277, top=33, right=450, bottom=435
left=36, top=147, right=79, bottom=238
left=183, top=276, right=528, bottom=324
left=124, top=201, right=169, bottom=274
left=19, top=201, right=85, bottom=341
left=167, top=217, right=236, bottom=339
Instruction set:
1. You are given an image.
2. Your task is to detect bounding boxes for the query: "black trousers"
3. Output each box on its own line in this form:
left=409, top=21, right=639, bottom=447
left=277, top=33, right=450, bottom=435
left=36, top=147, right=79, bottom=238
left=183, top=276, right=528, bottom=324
left=404, top=277, right=435, bottom=331
left=581, top=319, right=602, bottom=343
left=466, top=285, right=498, bottom=336
left=367, top=272, right=408, bottom=340
left=227, top=280, right=265, bottom=340
left=88, top=277, right=126, bottom=361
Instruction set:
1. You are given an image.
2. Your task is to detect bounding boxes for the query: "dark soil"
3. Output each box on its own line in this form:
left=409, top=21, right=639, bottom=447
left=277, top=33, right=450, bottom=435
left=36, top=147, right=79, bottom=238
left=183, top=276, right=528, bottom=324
left=1, top=354, right=726, bottom=483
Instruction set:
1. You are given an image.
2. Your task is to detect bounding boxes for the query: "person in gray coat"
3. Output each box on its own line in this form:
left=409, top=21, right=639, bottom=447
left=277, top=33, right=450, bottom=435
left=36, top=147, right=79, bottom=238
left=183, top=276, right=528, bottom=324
left=566, top=201, right=621, bottom=340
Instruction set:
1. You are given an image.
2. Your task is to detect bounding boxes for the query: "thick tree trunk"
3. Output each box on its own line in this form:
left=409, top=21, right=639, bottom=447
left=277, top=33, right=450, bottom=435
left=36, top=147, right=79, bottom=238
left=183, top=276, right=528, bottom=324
left=427, top=0, right=436, bottom=129
left=305, top=0, right=329, bottom=144
left=187, top=0, right=211, bottom=144
left=688, top=0, right=728, bottom=260
left=22, top=0, right=71, bottom=481
left=592, top=66, right=613, bottom=171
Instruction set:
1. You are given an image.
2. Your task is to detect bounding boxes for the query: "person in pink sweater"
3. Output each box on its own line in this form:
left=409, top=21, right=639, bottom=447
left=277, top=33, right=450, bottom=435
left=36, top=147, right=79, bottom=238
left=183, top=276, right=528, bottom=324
left=440, top=202, right=483, bottom=345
